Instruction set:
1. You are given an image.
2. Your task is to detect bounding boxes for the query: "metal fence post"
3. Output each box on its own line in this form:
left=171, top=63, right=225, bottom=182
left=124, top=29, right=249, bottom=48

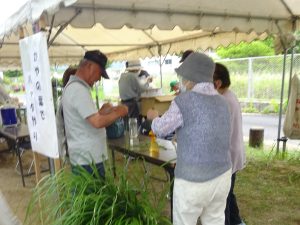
left=277, top=50, right=288, bottom=153
left=247, top=58, right=253, bottom=101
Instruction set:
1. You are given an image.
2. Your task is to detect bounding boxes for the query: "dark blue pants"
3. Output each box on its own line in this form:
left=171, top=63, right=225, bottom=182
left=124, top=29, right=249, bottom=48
left=225, top=173, right=242, bottom=225
left=71, top=162, right=105, bottom=179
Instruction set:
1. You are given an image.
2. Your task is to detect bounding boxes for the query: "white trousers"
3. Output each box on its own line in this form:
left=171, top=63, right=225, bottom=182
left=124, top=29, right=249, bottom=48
left=173, top=169, right=231, bottom=225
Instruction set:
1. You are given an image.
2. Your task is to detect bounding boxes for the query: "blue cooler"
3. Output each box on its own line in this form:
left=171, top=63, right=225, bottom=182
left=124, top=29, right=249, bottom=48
left=1, top=107, right=18, bottom=127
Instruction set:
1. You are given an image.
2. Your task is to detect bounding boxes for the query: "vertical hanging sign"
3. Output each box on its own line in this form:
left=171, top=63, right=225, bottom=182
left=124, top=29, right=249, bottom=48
left=19, top=32, right=59, bottom=158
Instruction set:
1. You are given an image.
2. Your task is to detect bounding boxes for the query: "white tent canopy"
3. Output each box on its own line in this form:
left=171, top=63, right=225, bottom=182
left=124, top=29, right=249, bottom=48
left=0, top=0, right=299, bottom=67
left=0, top=25, right=268, bottom=68
left=2, top=0, right=300, bottom=35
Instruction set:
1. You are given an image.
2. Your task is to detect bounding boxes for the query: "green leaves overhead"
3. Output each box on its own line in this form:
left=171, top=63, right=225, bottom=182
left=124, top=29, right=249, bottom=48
left=217, top=38, right=275, bottom=59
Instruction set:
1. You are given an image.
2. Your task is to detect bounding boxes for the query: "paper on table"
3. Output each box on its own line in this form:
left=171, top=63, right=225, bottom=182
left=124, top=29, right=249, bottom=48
left=156, top=138, right=176, bottom=151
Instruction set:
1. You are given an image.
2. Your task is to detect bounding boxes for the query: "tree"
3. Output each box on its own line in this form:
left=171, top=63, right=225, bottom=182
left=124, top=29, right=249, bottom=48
left=289, top=31, right=300, bottom=54
left=216, top=37, right=275, bottom=59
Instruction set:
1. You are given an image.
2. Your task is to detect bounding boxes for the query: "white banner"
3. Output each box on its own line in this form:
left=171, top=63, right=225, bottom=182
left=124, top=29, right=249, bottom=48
left=19, top=32, right=59, bottom=158
left=283, top=74, right=300, bottom=139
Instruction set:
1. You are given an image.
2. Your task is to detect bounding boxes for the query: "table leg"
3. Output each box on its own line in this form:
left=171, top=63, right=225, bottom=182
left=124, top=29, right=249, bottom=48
left=15, top=139, right=25, bottom=187
left=111, top=148, right=116, bottom=177
left=33, top=152, right=42, bottom=183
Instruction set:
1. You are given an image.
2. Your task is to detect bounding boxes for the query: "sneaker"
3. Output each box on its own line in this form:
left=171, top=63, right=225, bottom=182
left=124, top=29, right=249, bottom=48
left=237, top=221, right=246, bottom=225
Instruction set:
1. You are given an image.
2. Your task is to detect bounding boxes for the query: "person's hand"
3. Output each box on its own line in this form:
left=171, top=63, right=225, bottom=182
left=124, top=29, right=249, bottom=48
left=147, top=108, right=159, bottom=120
left=99, top=102, right=114, bottom=115
left=114, top=105, right=128, bottom=117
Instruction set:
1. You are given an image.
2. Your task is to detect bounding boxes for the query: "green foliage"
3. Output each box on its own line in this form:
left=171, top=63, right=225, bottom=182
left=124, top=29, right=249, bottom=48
left=25, top=163, right=171, bottom=225
left=288, top=30, right=300, bottom=54
left=217, top=38, right=275, bottom=59
left=237, top=147, right=300, bottom=225
left=242, top=102, right=259, bottom=113
left=261, top=99, right=280, bottom=114
left=2, top=76, right=12, bottom=86
left=270, top=99, right=279, bottom=112
left=3, top=70, right=23, bottom=78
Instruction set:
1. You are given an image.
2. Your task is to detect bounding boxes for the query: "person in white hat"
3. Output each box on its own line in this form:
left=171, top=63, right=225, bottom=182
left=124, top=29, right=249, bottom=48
left=118, top=60, right=152, bottom=126
left=150, top=52, right=232, bottom=225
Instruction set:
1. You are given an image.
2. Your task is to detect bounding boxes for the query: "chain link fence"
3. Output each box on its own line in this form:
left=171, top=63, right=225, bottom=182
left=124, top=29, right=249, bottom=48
left=217, top=54, right=300, bottom=113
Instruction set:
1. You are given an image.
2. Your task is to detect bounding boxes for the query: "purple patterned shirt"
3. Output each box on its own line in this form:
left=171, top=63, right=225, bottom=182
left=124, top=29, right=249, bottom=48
left=151, top=83, right=219, bottom=137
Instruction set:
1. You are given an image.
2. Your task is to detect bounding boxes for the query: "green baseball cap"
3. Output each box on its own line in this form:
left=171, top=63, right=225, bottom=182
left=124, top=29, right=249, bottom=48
left=170, top=80, right=179, bottom=91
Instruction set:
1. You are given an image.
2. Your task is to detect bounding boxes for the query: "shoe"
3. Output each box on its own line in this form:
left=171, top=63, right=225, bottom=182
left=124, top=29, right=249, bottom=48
left=237, top=221, right=246, bottom=225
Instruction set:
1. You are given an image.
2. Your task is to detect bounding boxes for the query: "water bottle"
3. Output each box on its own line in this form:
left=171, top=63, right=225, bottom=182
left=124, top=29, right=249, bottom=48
left=129, top=118, right=138, bottom=139
left=129, top=118, right=138, bottom=145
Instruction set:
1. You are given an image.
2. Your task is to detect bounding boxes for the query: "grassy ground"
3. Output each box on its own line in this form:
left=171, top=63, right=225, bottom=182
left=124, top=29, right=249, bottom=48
left=235, top=147, right=300, bottom=225
left=112, top=146, right=300, bottom=225
left=1, top=143, right=299, bottom=224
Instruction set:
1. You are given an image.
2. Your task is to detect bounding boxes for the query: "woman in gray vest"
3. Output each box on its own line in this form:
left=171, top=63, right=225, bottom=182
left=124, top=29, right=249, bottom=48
left=151, top=52, right=232, bottom=225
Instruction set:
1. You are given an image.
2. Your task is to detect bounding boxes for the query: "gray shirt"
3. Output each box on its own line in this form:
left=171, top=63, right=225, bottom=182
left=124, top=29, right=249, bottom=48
left=118, top=71, right=148, bottom=100
left=62, top=76, right=107, bottom=165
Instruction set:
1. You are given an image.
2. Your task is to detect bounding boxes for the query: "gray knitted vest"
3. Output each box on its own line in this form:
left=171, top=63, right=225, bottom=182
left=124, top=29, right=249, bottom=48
left=174, top=91, right=232, bottom=182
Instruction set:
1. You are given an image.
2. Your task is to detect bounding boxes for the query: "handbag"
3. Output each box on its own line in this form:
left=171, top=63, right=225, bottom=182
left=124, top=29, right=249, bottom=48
left=106, top=118, right=125, bottom=139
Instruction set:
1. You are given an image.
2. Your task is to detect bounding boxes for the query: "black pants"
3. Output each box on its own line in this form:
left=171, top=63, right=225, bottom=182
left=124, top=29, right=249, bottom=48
left=225, top=173, right=242, bottom=225
left=121, top=99, right=141, bottom=130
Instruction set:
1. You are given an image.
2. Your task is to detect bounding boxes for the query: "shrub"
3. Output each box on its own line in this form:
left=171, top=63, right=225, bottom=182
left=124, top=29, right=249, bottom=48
left=242, top=102, right=259, bottom=113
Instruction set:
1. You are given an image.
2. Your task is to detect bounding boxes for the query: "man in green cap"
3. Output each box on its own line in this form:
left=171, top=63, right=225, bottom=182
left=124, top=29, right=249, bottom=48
left=170, top=80, right=180, bottom=95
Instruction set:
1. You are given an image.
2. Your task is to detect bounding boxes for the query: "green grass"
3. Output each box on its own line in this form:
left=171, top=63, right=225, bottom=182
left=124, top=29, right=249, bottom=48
left=25, top=160, right=171, bottom=225
left=235, top=147, right=300, bottom=225
left=111, top=148, right=300, bottom=225
left=24, top=146, right=299, bottom=225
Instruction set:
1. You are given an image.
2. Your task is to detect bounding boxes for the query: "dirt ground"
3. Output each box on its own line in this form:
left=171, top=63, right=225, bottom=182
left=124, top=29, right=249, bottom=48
left=0, top=142, right=48, bottom=223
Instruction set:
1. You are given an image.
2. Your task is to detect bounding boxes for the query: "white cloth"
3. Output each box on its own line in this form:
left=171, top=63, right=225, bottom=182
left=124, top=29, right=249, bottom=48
left=0, top=191, right=22, bottom=225
left=223, top=89, right=246, bottom=173
left=173, top=169, right=231, bottom=225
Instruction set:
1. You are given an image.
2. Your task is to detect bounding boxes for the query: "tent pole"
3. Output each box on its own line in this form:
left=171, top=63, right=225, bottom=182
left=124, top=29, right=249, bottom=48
left=276, top=50, right=288, bottom=153
left=287, top=47, right=295, bottom=98
left=47, top=15, right=55, bottom=44
left=158, top=45, right=162, bottom=88
left=48, top=9, right=82, bottom=47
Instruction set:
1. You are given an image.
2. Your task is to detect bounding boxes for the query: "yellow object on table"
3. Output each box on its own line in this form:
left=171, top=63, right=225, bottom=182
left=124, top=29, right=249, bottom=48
left=149, top=130, right=159, bottom=157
